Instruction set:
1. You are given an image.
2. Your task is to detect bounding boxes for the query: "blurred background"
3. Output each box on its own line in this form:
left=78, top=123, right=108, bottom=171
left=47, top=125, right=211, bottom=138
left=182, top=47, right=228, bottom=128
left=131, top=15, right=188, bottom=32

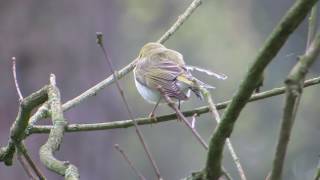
left=0, top=0, right=320, bottom=179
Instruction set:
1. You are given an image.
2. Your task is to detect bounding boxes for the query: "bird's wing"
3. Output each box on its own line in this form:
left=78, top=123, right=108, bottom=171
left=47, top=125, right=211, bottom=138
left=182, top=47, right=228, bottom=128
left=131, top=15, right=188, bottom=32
left=135, top=57, right=190, bottom=100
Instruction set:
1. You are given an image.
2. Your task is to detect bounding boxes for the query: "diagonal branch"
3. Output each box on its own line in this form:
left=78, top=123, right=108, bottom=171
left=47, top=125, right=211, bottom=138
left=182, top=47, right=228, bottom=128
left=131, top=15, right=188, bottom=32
left=17, top=153, right=37, bottom=180
left=96, top=33, right=162, bottom=180
left=28, top=0, right=203, bottom=125
left=160, top=90, right=208, bottom=149
left=157, top=0, right=202, bottom=44
left=307, top=4, right=318, bottom=49
left=204, top=0, right=319, bottom=179
left=270, top=26, right=320, bottom=180
left=159, top=88, right=232, bottom=180
left=0, top=85, right=49, bottom=165
left=28, top=102, right=50, bottom=126
left=16, top=142, right=46, bottom=180
left=114, top=144, right=146, bottom=180
left=27, top=76, right=320, bottom=134
left=12, top=57, right=23, bottom=101
left=39, top=74, right=79, bottom=180
left=11, top=56, right=45, bottom=179
left=200, top=88, right=246, bottom=180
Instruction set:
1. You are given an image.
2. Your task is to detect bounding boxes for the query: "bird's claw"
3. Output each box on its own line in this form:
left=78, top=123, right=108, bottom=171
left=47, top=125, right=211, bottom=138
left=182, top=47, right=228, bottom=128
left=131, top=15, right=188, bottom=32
left=148, top=113, right=158, bottom=123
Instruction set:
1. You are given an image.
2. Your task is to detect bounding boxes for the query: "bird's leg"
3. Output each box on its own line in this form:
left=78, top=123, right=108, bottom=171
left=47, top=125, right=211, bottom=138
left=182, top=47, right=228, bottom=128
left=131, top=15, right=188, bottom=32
left=148, top=98, right=160, bottom=122
left=176, top=100, right=183, bottom=122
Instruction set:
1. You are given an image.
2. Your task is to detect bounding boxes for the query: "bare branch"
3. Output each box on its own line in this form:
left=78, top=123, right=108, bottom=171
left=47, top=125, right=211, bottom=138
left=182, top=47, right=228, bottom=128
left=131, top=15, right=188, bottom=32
left=114, top=144, right=146, bottom=180
left=96, top=34, right=162, bottom=180
left=2, top=0, right=319, bottom=179
left=29, top=0, right=203, bottom=124
left=28, top=76, right=320, bottom=134
left=201, top=88, right=247, bottom=180
left=17, top=153, right=37, bottom=180
left=157, top=0, right=202, bottom=43
left=39, top=74, right=79, bottom=180
left=28, top=102, right=50, bottom=126
left=0, top=85, right=49, bottom=165
left=10, top=57, right=45, bottom=179
left=203, top=0, right=319, bottom=179
left=270, top=28, right=320, bottom=180
left=307, top=4, right=318, bottom=49
left=16, top=142, right=46, bottom=180
left=11, top=57, right=43, bottom=179
left=158, top=87, right=208, bottom=149
left=12, top=57, right=23, bottom=101
left=159, top=88, right=234, bottom=179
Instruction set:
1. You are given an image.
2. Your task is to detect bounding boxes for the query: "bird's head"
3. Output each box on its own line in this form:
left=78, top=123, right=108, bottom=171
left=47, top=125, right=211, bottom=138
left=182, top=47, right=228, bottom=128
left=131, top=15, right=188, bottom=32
left=138, top=42, right=165, bottom=58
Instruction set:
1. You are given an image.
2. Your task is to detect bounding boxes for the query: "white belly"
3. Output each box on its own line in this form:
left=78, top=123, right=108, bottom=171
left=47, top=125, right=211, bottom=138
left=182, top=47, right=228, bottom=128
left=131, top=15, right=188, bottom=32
left=135, top=77, right=162, bottom=104
left=134, top=70, right=191, bottom=104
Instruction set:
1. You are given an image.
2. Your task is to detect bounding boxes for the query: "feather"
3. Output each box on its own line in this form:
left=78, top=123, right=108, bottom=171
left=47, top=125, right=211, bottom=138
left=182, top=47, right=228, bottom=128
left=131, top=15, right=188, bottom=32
left=186, top=65, right=227, bottom=80
left=135, top=57, right=189, bottom=100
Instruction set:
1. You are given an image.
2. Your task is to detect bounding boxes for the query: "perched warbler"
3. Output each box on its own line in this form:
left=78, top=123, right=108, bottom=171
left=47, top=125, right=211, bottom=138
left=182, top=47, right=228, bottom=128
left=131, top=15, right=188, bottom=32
left=133, top=42, right=226, bottom=119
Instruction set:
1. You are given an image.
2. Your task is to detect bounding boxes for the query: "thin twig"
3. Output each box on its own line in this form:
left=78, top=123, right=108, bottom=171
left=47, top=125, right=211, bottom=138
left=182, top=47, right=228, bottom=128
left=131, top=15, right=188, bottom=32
left=17, top=153, right=37, bottom=180
left=270, top=21, right=320, bottom=180
left=159, top=88, right=233, bottom=179
left=96, top=33, right=162, bottom=180
left=201, top=88, right=247, bottom=180
left=158, top=87, right=208, bottom=150
left=16, top=142, right=46, bottom=180
left=12, top=56, right=37, bottom=179
left=157, top=0, right=202, bottom=44
left=114, top=144, right=146, bottom=180
left=12, top=57, right=23, bottom=101
left=28, top=102, right=50, bottom=126
left=28, top=76, right=320, bottom=134
left=11, top=56, right=46, bottom=179
left=204, top=1, right=319, bottom=179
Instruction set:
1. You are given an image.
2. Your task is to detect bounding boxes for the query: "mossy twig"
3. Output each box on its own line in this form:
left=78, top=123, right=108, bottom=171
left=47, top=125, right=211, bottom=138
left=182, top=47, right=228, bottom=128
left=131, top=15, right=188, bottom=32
left=39, top=74, right=79, bottom=180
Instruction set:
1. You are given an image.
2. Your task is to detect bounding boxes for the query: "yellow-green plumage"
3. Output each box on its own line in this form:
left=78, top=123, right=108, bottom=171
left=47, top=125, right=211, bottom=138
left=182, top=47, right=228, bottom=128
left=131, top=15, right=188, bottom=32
left=134, top=42, right=214, bottom=104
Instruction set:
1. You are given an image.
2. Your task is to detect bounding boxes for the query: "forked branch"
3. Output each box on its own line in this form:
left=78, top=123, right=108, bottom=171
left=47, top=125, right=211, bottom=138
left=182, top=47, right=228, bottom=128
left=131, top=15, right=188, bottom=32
left=0, top=85, right=49, bottom=165
left=39, top=74, right=79, bottom=180
left=204, top=0, right=319, bottom=179
left=270, top=20, right=320, bottom=180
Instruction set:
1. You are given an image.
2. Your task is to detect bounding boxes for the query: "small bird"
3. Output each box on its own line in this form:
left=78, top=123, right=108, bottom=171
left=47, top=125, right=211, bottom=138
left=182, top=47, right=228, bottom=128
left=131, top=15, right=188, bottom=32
left=133, top=42, right=226, bottom=120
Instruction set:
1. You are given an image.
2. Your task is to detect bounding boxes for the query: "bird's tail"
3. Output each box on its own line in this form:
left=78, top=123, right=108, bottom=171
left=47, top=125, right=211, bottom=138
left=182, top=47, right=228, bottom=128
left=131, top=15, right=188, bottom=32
left=190, top=78, right=215, bottom=100
left=176, top=75, right=215, bottom=100
left=186, top=65, right=227, bottom=80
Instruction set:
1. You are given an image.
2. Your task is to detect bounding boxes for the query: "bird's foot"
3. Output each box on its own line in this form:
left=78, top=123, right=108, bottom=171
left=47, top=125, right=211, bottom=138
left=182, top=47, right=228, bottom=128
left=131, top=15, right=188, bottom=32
left=148, top=113, right=158, bottom=123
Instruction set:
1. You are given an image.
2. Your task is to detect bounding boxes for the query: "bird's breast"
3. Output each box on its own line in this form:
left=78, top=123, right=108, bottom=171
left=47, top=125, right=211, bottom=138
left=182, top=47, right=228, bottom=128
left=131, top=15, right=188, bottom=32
left=134, top=70, right=161, bottom=104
